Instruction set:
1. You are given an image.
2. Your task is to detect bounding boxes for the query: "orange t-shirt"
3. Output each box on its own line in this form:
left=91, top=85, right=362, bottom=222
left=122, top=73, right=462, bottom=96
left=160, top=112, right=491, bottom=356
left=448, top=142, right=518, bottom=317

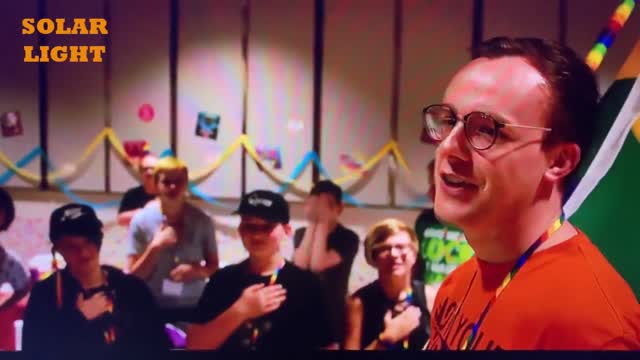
left=426, top=230, right=640, bottom=350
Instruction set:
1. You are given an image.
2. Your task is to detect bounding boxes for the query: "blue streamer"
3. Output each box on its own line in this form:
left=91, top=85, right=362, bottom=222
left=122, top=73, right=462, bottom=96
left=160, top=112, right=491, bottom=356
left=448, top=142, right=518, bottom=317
left=276, top=152, right=317, bottom=194
left=0, top=147, right=43, bottom=184
left=276, top=151, right=363, bottom=207
left=188, top=183, right=236, bottom=210
left=41, top=152, right=121, bottom=209
left=3, top=146, right=368, bottom=208
left=0, top=147, right=120, bottom=208
left=159, top=148, right=174, bottom=158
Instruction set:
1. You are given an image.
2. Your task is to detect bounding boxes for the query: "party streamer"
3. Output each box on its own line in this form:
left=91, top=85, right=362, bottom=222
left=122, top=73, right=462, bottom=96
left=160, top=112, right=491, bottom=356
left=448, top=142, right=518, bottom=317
left=0, top=129, right=418, bottom=207
left=586, top=0, right=636, bottom=70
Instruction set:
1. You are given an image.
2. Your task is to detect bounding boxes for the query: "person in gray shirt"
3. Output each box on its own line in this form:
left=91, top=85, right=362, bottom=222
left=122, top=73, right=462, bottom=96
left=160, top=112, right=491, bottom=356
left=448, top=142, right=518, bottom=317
left=126, top=156, right=218, bottom=326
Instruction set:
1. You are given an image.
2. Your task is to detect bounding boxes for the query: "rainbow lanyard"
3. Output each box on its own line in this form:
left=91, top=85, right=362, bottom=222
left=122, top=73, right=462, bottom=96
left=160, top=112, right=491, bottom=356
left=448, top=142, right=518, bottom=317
left=98, top=271, right=117, bottom=345
left=401, top=287, right=413, bottom=350
left=104, top=298, right=116, bottom=344
left=268, top=262, right=283, bottom=286
left=460, top=213, right=564, bottom=350
left=249, top=260, right=286, bottom=346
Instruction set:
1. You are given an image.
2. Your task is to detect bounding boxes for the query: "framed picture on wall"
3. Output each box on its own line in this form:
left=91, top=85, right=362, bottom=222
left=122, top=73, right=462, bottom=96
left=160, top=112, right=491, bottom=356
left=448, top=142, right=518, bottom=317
left=1, top=111, right=24, bottom=138
left=195, top=112, right=220, bottom=140
left=123, top=140, right=150, bottom=159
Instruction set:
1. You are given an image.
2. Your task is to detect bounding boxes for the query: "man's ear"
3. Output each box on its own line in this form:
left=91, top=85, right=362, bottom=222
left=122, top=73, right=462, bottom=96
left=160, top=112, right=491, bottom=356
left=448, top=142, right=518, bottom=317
left=544, top=142, right=581, bottom=183
left=336, top=203, right=344, bottom=215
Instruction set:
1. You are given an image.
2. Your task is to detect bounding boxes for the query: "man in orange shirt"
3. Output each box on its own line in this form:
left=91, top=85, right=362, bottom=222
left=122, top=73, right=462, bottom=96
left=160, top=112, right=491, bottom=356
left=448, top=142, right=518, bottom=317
left=423, top=37, right=640, bottom=350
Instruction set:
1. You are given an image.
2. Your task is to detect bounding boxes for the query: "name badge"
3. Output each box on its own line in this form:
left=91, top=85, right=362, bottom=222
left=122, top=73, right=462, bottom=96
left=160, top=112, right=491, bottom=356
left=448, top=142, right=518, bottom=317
left=162, top=279, right=184, bottom=296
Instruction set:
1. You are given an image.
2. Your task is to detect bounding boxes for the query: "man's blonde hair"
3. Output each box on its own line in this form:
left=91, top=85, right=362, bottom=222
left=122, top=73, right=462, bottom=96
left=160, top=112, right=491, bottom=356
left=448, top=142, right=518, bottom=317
left=364, top=218, right=418, bottom=267
left=153, top=156, right=188, bottom=181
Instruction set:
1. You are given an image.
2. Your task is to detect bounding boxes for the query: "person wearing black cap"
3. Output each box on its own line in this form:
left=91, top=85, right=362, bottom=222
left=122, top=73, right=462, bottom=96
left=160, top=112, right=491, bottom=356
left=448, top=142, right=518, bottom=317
left=22, top=203, right=170, bottom=353
left=187, top=190, right=336, bottom=350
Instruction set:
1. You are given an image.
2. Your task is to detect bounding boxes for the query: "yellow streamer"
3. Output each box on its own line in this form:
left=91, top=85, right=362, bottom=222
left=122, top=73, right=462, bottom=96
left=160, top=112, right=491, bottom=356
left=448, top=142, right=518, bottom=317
left=189, top=136, right=247, bottom=184
left=333, top=141, right=410, bottom=185
left=0, top=128, right=136, bottom=186
left=47, top=128, right=110, bottom=183
left=0, top=128, right=416, bottom=197
left=0, top=151, right=41, bottom=185
left=241, top=135, right=313, bottom=194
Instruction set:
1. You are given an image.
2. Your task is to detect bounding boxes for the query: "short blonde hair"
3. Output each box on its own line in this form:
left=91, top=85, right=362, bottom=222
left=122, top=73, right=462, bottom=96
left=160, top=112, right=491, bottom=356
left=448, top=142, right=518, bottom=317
left=364, top=218, right=419, bottom=267
left=153, top=156, right=188, bottom=181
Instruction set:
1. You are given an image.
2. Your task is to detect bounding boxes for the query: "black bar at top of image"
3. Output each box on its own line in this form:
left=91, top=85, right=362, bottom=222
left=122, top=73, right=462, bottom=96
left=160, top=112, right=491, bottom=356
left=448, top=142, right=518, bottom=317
left=169, top=0, right=179, bottom=156
left=37, top=0, right=48, bottom=191
left=312, top=0, right=325, bottom=185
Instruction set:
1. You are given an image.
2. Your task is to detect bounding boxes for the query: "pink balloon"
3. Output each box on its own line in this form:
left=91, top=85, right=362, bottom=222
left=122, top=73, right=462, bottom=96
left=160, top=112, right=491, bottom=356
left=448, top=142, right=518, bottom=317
left=138, top=104, right=155, bottom=122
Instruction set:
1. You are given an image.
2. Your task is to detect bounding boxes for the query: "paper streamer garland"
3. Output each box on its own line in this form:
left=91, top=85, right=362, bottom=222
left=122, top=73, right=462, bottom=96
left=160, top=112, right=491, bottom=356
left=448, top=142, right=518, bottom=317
left=586, top=0, right=636, bottom=71
left=274, top=151, right=363, bottom=207
left=0, top=147, right=41, bottom=185
left=0, top=147, right=120, bottom=209
left=0, top=128, right=136, bottom=186
left=0, top=128, right=423, bottom=208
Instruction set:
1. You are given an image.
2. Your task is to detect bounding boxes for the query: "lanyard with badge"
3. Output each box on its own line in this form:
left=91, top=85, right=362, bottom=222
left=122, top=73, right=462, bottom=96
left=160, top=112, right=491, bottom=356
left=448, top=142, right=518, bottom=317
left=424, top=213, right=565, bottom=350
left=162, top=254, right=185, bottom=297
left=245, top=260, right=285, bottom=348
left=80, top=269, right=117, bottom=344
left=399, top=287, right=414, bottom=350
left=161, top=216, right=186, bottom=297
left=380, top=286, right=415, bottom=350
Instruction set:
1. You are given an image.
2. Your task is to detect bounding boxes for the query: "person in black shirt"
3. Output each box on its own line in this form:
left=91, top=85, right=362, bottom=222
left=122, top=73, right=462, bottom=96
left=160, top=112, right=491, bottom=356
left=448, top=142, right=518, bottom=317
left=22, top=203, right=170, bottom=353
left=344, top=218, right=430, bottom=350
left=117, top=154, right=158, bottom=227
left=187, top=190, right=335, bottom=350
left=292, top=180, right=359, bottom=344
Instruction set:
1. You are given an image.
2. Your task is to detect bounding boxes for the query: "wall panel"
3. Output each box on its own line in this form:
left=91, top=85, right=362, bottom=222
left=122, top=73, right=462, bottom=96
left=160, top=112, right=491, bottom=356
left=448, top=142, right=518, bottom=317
left=0, top=0, right=40, bottom=188
left=246, top=0, right=315, bottom=201
left=177, top=0, right=244, bottom=198
left=321, top=0, right=394, bottom=205
left=110, top=0, right=170, bottom=192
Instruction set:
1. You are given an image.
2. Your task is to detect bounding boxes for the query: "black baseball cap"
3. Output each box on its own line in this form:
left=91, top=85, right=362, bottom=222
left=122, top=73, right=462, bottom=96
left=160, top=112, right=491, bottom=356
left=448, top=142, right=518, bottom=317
left=234, top=190, right=290, bottom=224
left=49, top=203, right=104, bottom=247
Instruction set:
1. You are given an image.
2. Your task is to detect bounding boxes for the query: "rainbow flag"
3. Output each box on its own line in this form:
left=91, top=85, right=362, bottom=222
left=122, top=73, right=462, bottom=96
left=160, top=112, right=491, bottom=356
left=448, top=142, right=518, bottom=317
left=564, top=40, right=640, bottom=299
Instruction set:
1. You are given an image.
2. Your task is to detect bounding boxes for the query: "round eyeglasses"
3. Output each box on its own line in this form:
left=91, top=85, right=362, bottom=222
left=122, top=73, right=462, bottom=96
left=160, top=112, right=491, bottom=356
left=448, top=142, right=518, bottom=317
left=422, top=104, right=552, bottom=150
